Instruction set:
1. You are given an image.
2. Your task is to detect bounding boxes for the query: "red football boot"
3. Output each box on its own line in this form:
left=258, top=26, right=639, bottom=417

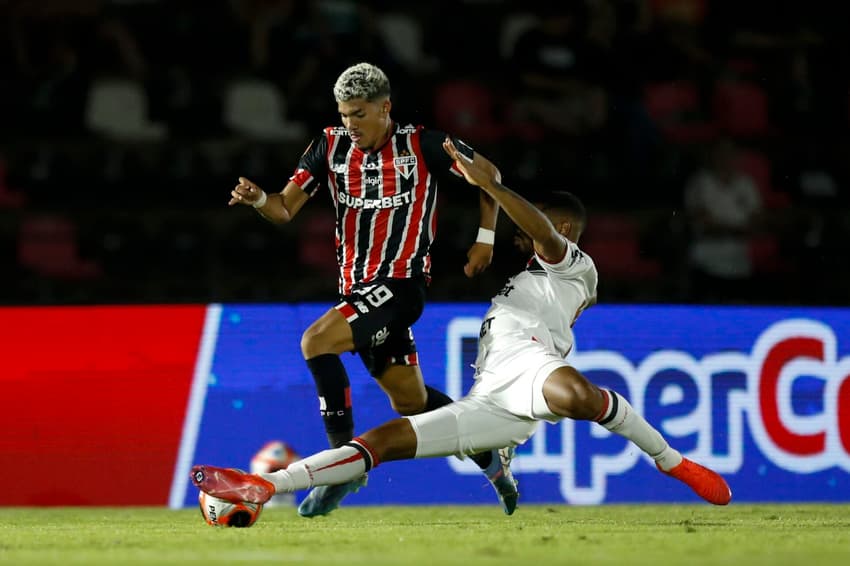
left=191, top=465, right=275, bottom=505
left=659, top=458, right=732, bottom=505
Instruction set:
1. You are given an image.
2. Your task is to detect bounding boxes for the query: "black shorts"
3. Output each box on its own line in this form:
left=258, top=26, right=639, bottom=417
left=334, top=277, right=426, bottom=378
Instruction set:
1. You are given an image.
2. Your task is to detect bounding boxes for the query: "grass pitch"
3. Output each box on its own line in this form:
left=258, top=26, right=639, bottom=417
left=1, top=504, right=849, bottom=565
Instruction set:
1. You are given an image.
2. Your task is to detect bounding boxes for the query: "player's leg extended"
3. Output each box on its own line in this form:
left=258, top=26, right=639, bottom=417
left=411, top=394, right=529, bottom=513
left=541, top=366, right=731, bottom=505
left=264, top=420, right=415, bottom=494
left=376, top=347, right=520, bottom=514
left=193, top=405, right=534, bottom=506
left=192, top=421, right=414, bottom=504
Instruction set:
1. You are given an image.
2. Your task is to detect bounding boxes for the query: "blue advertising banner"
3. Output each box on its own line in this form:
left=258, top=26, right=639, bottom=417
left=184, top=304, right=850, bottom=507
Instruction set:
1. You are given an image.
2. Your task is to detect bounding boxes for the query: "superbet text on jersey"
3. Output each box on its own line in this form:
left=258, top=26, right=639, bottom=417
left=288, top=123, right=472, bottom=295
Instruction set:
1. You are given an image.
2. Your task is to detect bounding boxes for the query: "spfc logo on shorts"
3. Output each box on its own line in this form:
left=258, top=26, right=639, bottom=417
left=393, top=154, right=417, bottom=179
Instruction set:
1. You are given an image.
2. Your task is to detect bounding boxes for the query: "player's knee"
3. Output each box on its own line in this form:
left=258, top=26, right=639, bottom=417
left=300, top=323, right=330, bottom=358
left=360, top=418, right=419, bottom=461
left=391, top=395, right=427, bottom=416
left=379, top=364, right=428, bottom=415
left=545, top=367, right=601, bottom=420
left=566, top=382, right=602, bottom=420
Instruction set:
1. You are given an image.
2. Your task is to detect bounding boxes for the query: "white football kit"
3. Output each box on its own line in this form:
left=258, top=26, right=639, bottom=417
left=407, top=237, right=598, bottom=459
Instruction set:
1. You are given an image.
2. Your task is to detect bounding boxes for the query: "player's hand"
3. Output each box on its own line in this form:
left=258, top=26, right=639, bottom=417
left=464, top=242, right=493, bottom=278
left=443, top=137, right=496, bottom=188
left=229, top=177, right=265, bottom=206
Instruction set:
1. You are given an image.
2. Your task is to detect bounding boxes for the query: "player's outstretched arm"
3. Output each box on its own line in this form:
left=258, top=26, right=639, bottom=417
left=461, top=150, right=500, bottom=277
left=229, top=177, right=309, bottom=224
left=443, top=138, right=566, bottom=262
left=464, top=185, right=498, bottom=277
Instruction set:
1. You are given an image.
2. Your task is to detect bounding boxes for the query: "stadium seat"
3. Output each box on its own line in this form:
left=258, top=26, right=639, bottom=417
left=579, top=213, right=662, bottom=280
left=85, top=78, right=167, bottom=141
left=223, top=78, right=307, bottom=141
left=735, top=149, right=791, bottom=209
left=712, top=80, right=770, bottom=137
left=748, top=233, right=789, bottom=275
left=17, top=214, right=102, bottom=279
left=727, top=149, right=791, bottom=274
left=433, top=79, right=510, bottom=143
left=0, top=158, right=25, bottom=208
left=643, top=81, right=716, bottom=143
left=376, top=13, right=437, bottom=73
left=297, top=208, right=338, bottom=278
left=499, top=13, right=540, bottom=60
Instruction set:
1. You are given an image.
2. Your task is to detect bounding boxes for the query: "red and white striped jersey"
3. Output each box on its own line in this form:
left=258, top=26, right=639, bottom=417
left=289, top=123, right=471, bottom=295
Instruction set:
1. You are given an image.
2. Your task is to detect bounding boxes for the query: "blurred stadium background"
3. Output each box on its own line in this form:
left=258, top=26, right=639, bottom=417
left=4, top=0, right=850, bottom=514
left=1, top=0, right=847, bottom=307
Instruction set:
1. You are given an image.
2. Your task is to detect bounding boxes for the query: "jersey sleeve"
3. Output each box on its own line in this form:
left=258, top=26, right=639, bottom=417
left=419, top=128, right=474, bottom=179
left=289, top=134, right=329, bottom=197
left=535, top=238, right=596, bottom=281
left=535, top=239, right=599, bottom=307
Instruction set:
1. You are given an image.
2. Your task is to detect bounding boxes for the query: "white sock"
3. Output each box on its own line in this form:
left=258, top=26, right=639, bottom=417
left=259, top=440, right=375, bottom=493
left=595, top=389, right=683, bottom=471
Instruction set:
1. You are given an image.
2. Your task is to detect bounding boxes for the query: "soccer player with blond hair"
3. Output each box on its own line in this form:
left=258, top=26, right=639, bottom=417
left=227, top=62, right=517, bottom=516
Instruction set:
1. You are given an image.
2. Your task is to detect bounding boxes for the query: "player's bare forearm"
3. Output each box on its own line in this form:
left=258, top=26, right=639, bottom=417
left=466, top=184, right=497, bottom=278
left=230, top=178, right=307, bottom=224
left=469, top=151, right=500, bottom=230
left=253, top=193, right=292, bottom=224
left=479, top=179, right=565, bottom=261
left=478, top=190, right=499, bottom=231
left=443, top=137, right=564, bottom=260
left=472, top=150, right=502, bottom=184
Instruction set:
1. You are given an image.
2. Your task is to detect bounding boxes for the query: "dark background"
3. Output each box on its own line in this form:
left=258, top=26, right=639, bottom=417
left=1, top=0, right=847, bottom=306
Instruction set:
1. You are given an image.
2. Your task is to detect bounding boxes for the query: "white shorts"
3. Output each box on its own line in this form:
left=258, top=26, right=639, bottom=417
left=473, top=335, right=568, bottom=423
left=406, top=335, right=567, bottom=459
left=406, top=396, right=540, bottom=459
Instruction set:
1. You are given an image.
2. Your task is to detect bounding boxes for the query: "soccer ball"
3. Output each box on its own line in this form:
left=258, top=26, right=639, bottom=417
left=251, top=440, right=300, bottom=472
left=250, top=440, right=300, bottom=507
left=198, top=491, right=263, bottom=528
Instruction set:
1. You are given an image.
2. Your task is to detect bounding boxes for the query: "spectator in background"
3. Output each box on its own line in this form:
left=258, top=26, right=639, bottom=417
left=505, top=1, right=615, bottom=199
left=284, top=0, right=412, bottom=132
left=683, top=138, right=763, bottom=303
left=3, top=0, right=153, bottom=135
left=226, top=0, right=329, bottom=90
left=228, top=0, right=297, bottom=77
left=642, top=0, right=716, bottom=82
left=4, top=1, right=96, bottom=136
left=509, top=1, right=609, bottom=138
left=581, top=0, right=664, bottom=200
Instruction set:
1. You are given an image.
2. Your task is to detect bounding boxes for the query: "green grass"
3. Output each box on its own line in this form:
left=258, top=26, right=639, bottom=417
left=1, top=505, right=849, bottom=565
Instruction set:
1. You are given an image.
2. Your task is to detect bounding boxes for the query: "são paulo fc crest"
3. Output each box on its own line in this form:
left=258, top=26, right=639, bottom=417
left=393, top=151, right=417, bottom=179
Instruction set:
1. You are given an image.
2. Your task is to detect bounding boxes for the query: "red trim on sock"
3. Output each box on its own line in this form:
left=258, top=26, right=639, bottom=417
left=352, top=436, right=381, bottom=468
left=593, top=389, right=610, bottom=422
left=313, top=452, right=364, bottom=473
